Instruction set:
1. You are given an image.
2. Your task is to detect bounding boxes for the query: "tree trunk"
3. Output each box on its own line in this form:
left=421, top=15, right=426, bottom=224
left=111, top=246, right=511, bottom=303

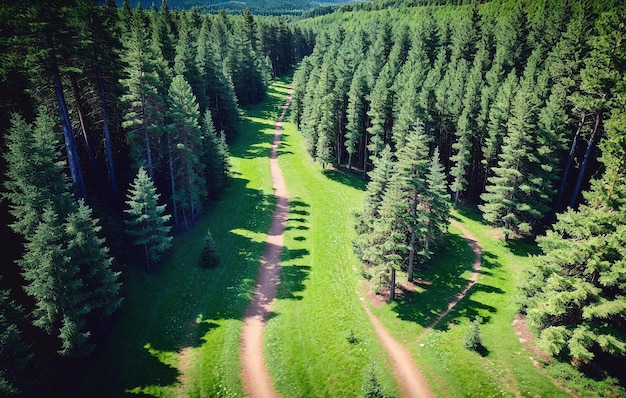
left=408, top=230, right=415, bottom=282
left=144, top=244, right=150, bottom=273
left=390, top=267, right=396, bottom=301
left=552, top=114, right=584, bottom=217
left=70, top=73, right=98, bottom=182
left=166, top=135, right=179, bottom=227
left=569, top=112, right=601, bottom=208
left=96, top=65, right=119, bottom=203
left=52, top=63, right=86, bottom=199
left=140, top=84, right=155, bottom=180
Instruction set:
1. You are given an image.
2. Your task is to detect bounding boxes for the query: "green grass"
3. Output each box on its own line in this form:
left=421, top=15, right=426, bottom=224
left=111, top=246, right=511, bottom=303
left=62, top=76, right=612, bottom=398
left=67, top=81, right=289, bottom=397
left=370, top=208, right=572, bottom=397
left=263, top=85, right=398, bottom=397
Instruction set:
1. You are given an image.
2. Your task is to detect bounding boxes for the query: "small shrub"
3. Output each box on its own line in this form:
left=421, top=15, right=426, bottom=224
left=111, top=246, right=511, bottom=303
left=464, top=317, right=483, bottom=351
left=362, top=363, right=384, bottom=398
left=346, top=329, right=359, bottom=344
left=201, top=228, right=219, bottom=268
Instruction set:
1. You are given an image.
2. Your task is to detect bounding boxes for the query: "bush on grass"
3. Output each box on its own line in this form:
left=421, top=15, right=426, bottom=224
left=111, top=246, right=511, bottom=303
left=464, top=317, right=483, bottom=351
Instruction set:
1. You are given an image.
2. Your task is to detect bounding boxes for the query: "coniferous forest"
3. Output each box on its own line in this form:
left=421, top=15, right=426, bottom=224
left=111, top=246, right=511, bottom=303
left=0, top=0, right=625, bottom=396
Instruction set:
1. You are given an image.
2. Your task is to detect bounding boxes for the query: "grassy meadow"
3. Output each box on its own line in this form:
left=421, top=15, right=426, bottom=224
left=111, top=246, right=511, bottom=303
left=60, top=77, right=610, bottom=397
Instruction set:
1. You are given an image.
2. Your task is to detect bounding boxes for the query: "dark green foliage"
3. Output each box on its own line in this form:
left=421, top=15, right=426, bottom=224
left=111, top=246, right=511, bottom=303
left=520, top=6, right=626, bottom=367
left=464, top=317, right=483, bottom=351
left=0, top=283, right=32, bottom=396
left=167, top=74, right=206, bottom=226
left=361, top=363, right=385, bottom=398
left=201, top=228, right=219, bottom=268
left=3, top=111, right=121, bottom=357
left=125, top=167, right=173, bottom=271
left=2, top=111, right=74, bottom=238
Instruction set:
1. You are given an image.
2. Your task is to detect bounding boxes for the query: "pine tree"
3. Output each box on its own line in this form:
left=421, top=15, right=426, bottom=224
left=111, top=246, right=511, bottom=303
left=20, top=206, right=92, bottom=357
left=167, top=74, right=206, bottom=227
left=2, top=111, right=74, bottom=238
left=119, top=7, right=164, bottom=179
left=65, top=201, right=122, bottom=320
left=353, top=146, right=394, bottom=260
left=345, top=64, right=368, bottom=170
left=0, top=282, right=32, bottom=396
left=201, top=227, right=219, bottom=268
left=125, top=167, right=173, bottom=272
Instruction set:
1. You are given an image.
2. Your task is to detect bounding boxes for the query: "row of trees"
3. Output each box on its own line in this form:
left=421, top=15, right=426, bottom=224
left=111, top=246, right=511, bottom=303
left=519, top=7, right=626, bottom=369
left=0, top=1, right=312, bottom=394
left=1, top=111, right=122, bottom=394
left=353, top=122, right=450, bottom=299
left=292, top=0, right=620, bottom=239
left=293, top=0, right=626, bottom=373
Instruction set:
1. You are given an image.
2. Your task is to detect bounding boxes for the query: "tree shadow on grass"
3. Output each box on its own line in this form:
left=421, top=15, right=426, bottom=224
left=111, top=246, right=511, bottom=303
left=276, top=264, right=311, bottom=300
left=321, top=168, right=367, bottom=191
left=392, top=233, right=503, bottom=330
left=68, top=176, right=281, bottom=396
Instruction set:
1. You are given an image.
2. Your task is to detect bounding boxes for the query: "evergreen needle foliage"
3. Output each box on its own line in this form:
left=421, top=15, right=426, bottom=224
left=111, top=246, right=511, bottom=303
left=125, top=167, right=173, bottom=272
left=464, top=317, right=483, bottom=352
left=201, top=227, right=219, bottom=268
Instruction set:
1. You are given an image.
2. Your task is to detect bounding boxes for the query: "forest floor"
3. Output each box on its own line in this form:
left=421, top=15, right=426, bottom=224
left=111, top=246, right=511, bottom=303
left=240, top=92, right=292, bottom=398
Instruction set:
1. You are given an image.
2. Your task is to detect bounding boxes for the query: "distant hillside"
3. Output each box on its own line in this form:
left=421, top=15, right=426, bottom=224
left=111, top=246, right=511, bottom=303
left=116, top=0, right=357, bottom=13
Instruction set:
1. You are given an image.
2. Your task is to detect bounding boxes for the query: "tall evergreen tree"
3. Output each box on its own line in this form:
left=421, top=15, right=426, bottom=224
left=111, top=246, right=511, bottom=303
left=166, top=74, right=206, bottom=227
left=119, top=7, right=164, bottom=179
left=125, top=167, right=172, bottom=271
left=2, top=112, right=74, bottom=238
left=354, top=146, right=395, bottom=260
left=0, top=282, right=32, bottom=396
left=20, top=206, right=92, bottom=357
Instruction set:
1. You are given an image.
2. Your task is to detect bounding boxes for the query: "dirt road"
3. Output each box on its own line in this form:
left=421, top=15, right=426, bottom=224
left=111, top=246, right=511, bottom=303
left=240, top=93, right=292, bottom=398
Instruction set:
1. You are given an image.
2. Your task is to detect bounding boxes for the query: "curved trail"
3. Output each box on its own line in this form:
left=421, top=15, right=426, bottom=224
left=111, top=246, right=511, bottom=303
left=363, top=217, right=482, bottom=397
left=240, top=92, right=292, bottom=398
left=420, top=218, right=482, bottom=335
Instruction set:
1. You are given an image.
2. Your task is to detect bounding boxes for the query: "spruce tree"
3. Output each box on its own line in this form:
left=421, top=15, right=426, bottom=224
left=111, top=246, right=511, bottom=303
left=345, top=64, right=368, bottom=170
left=353, top=146, right=394, bottom=260
left=201, top=228, right=219, bottom=268
left=65, top=201, right=122, bottom=320
left=366, top=63, right=393, bottom=160
left=125, top=167, right=173, bottom=272
left=119, top=7, right=164, bottom=179
left=167, top=74, right=206, bottom=227
left=395, top=121, right=431, bottom=281
left=362, top=165, right=409, bottom=300
left=0, top=282, right=32, bottom=396
left=20, top=206, right=92, bottom=357
left=2, top=111, right=74, bottom=238
left=425, top=147, right=451, bottom=249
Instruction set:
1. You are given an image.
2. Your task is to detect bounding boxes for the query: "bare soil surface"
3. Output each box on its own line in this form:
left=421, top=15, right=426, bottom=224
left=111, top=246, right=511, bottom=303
left=240, top=92, right=292, bottom=398
left=363, top=302, right=435, bottom=398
